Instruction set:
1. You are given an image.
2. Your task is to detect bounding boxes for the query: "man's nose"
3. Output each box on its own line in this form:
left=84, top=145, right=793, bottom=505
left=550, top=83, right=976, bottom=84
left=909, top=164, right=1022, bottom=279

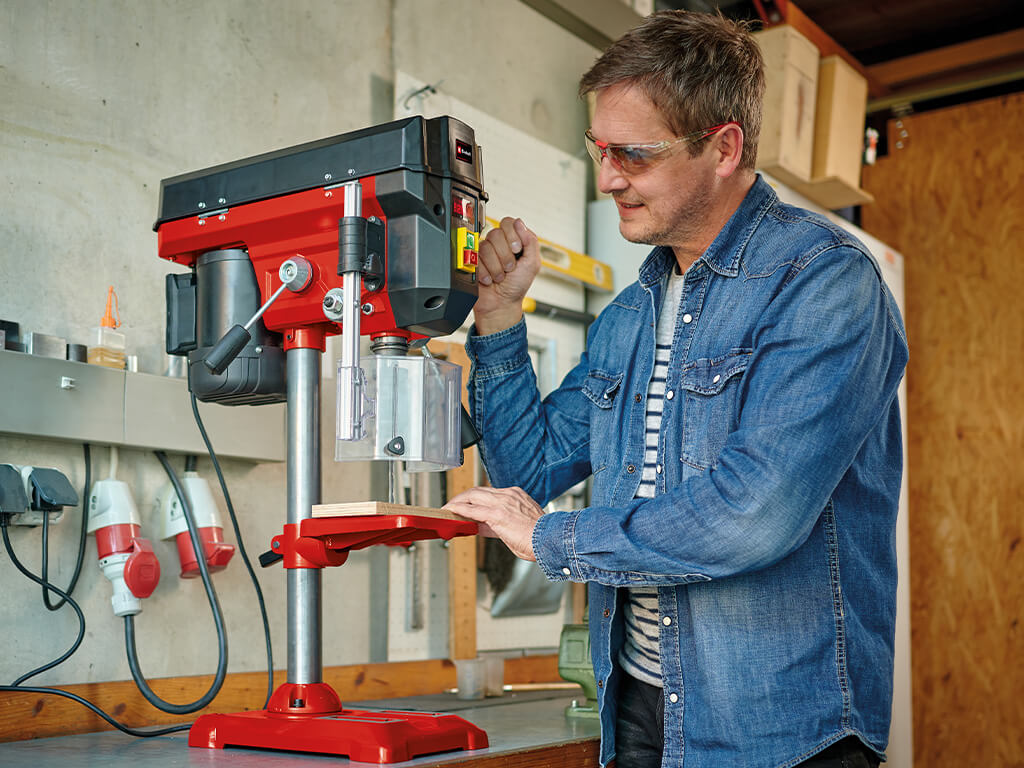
left=596, top=157, right=629, bottom=195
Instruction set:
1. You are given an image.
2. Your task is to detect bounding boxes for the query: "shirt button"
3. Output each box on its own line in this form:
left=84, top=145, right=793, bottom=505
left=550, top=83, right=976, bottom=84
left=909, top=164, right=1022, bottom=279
left=666, top=390, right=674, bottom=400
left=668, top=692, right=678, bottom=703
left=662, top=616, right=672, bottom=626
left=682, top=313, right=693, bottom=324
left=656, top=464, right=663, bottom=474
left=626, top=464, right=636, bottom=473
left=712, top=374, right=721, bottom=384
left=562, top=567, right=571, bottom=576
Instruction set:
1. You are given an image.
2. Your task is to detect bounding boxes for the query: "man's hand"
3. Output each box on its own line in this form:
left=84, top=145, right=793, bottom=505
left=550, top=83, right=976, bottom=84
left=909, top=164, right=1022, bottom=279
left=473, top=217, right=541, bottom=335
left=444, top=486, right=544, bottom=561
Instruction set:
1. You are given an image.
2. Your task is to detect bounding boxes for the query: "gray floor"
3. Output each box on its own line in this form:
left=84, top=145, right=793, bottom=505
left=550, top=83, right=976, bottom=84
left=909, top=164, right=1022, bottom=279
left=0, top=692, right=601, bottom=768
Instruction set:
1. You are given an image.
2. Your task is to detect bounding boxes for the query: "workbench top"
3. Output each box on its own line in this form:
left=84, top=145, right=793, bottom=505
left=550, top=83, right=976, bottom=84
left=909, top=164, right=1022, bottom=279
left=0, top=692, right=601, bottom=768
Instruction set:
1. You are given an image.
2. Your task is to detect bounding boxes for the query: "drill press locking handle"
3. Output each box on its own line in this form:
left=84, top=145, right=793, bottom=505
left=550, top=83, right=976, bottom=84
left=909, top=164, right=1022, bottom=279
left=203, top=257, right=313, bottom=375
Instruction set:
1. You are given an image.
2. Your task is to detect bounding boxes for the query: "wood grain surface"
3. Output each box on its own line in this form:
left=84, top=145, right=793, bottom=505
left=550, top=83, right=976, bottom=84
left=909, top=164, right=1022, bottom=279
left=861, top=92, right=1024, bottom=767
left=311, top=501, right=462, bottom=520
left=0, top=654, right=560, bottom=743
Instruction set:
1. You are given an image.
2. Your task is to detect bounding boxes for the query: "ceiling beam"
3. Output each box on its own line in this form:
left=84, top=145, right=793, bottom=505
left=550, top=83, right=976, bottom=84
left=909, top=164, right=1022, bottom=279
left=867, top=28, right=1024, bottom=91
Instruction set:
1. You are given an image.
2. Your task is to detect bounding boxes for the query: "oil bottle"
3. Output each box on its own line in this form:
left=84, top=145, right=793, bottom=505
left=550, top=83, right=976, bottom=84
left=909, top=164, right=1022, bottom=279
left=88, top=286, right=127, bottom=369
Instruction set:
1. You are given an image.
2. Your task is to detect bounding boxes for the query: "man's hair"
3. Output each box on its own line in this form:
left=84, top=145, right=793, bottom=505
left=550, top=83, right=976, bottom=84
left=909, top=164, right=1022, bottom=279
left=579, top=11, right=765, bottom=171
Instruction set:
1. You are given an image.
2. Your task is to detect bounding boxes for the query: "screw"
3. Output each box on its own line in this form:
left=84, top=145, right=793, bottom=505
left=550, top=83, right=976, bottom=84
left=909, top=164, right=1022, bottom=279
left=324, top=173, right=332, bottom=181
left=197, top=201, right=206, bottom=209
left=368, top=216, right=378, bottom=223
left=255, top=346, right=263, bottom=354
left=361, top=303, right=373, bottom=315
left=347, top=168, right=356, bottom=175
left=218, top=197, right=226, bottom=204
left=218, top=214, right=226, bottom=221
left=325, top=190, right=332, bottom=198
left=198, top=219, right=206, bottom=226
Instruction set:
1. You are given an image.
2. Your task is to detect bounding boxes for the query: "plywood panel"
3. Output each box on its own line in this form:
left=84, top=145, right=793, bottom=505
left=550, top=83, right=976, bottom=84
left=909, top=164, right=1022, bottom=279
left=861, top=93, right=1024, bottom=767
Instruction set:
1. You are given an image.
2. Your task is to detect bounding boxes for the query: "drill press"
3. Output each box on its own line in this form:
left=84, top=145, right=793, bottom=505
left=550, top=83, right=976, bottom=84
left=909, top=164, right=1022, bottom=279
left=156, top=115, right=488, bottom=761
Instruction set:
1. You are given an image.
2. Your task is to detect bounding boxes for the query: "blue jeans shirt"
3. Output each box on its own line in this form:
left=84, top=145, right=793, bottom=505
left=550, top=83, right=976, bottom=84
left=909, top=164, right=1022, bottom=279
left=466, top=177, right=908, bottom=768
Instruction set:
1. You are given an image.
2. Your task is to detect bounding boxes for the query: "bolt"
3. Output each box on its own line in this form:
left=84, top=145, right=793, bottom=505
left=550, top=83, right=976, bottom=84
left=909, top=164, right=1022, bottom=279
left=255, top=346, right=263, bottom=354
left=361, top=303, right=373, bottom=315
left=198, top=219, right=206, bottom=226
left=324, top=295, right=340, bottom=311
left=324, top=173, right=332, bottom=181
left=347, top=168, right=356, bottom=175
left=325, top=190, right=332, bottom=198
left=198, top=201, right=206, bottom=209
left=218, top=214, right=226, bottom=221
left=368, top=216, right=378, bottom=223
left=218, top=197, right=226, bottom=204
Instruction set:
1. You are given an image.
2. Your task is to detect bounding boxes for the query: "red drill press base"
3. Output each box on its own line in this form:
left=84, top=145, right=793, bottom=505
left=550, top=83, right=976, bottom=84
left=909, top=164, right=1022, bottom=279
left=188, top=683, right=488, bottom=763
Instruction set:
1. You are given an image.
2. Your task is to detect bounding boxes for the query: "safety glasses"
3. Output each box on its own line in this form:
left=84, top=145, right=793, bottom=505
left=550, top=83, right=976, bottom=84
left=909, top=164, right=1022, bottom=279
left=585, top=122, right=739, bottom=174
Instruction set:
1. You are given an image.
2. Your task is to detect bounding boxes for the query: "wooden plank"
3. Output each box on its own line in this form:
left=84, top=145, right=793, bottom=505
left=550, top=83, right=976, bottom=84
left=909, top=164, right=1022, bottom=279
left=0, top=654, right=560, bottom=743
left=311, top=501, right=462, bottom=520
left=867, top=28, right=1024, bottom=91
left=436, top=340, right=480, bottom=661
left=860, top=92, right=1024, bottom=768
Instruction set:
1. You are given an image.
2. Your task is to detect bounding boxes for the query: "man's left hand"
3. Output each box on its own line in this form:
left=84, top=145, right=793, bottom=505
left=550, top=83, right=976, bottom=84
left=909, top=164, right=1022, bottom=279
left=444, top=486, right=543, bottom=561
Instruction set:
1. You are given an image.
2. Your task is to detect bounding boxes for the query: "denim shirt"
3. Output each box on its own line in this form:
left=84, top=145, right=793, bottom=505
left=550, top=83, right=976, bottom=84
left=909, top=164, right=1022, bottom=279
left=466, top=177, right=908, bottom=768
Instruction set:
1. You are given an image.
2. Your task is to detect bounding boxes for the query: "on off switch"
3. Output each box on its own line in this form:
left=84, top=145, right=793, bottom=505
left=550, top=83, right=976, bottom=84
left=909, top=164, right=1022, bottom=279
left=455, top=227, right=479, bottom=273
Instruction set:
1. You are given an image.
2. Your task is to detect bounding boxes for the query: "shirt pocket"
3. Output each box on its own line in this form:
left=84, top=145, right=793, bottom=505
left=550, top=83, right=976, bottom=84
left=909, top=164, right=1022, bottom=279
left=582, top=369, right=623, bottom=409
left=680, top=349, right=751, bottom=470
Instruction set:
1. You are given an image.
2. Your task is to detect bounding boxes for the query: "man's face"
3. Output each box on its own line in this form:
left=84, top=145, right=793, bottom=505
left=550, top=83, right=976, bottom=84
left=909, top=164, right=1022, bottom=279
left=590, top=83, right=718, bottom=252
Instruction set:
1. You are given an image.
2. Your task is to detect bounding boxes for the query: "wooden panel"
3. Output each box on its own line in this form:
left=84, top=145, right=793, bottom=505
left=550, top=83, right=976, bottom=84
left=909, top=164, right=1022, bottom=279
left=0, top=655, right=559, bottom=743
left=312, top=501, right=462, bottom=520
left=860, top=93, right=1024, bottom=767
left=433, top=340, right=480, bottom=661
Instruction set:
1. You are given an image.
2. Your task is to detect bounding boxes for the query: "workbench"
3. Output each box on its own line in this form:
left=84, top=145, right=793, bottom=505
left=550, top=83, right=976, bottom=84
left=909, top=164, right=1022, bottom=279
left=0, top=691, right=601, bottom=768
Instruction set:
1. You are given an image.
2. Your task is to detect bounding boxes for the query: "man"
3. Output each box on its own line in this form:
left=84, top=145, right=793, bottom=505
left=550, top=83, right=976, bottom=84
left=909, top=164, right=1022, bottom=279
left=445, top=11, right=907, bottom=768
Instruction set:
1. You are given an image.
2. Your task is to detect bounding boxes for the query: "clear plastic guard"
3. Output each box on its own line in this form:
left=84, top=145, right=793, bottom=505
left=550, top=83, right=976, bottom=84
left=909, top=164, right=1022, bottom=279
left=335, top=355, right=462, bottom=472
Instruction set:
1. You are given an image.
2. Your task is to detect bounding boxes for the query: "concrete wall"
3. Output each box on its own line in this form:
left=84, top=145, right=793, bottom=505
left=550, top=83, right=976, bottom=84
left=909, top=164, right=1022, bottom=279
left=0, top=0, right=597, bottom=687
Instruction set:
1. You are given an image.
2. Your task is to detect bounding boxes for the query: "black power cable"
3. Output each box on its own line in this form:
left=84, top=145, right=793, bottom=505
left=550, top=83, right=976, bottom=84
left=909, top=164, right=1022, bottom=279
left=190, top=393, right=274, bottom=707
left=124, top=451, right=229, bottom=715
left=41, top=443, right=91, bottom=611
left=1, top=516, right=85, bottom=686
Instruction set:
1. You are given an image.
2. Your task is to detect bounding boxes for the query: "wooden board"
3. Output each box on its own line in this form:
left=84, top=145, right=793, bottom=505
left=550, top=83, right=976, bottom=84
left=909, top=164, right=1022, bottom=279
left=311, top=501, right=462, bottom=520
left=861, top=92, right=1024, bottom=768
left=0, top=654, right=560, bottom=742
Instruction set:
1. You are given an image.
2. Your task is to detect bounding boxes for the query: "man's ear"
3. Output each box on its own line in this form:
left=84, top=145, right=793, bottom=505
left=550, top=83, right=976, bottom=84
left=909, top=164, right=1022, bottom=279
left=713, top=123, right=745, bottom=179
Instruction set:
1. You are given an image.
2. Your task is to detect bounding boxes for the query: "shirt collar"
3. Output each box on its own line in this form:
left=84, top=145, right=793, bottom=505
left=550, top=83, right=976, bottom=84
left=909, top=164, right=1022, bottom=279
left=637, top=174, right=777, bottom=286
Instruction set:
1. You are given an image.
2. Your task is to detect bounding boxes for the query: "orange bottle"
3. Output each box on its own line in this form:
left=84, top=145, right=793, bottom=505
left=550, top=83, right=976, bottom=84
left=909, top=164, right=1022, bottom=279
left=88, top=286, right=127, bottom=369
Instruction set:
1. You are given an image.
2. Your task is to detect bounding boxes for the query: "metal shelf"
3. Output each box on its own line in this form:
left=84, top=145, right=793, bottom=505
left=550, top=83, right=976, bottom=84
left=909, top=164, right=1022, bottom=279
left=0, top=350, right=284, bottom=462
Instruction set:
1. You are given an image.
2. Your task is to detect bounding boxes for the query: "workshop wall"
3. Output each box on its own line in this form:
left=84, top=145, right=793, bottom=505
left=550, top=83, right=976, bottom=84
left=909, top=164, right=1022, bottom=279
left=0, top=0, right=597, bottom=690
left=861, top=92, right=1024, bottom=767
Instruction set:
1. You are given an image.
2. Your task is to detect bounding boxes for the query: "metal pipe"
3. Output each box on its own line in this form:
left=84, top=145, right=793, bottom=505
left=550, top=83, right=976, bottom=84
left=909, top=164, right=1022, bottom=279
left=287, top=347, right=322, bottom=684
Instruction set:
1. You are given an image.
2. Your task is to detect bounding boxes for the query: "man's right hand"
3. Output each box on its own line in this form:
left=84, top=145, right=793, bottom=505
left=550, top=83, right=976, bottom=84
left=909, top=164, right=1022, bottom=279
left=473, top=217, right=541, bottom=335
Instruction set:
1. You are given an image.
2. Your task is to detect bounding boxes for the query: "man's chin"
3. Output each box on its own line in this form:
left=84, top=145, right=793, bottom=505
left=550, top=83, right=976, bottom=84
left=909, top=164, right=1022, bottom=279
left=618, top=221, right=656, bottom=246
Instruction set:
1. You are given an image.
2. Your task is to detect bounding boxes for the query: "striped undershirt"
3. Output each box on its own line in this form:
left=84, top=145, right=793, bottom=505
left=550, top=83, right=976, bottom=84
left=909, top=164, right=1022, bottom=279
left=618, top=267, right=687, bottom=688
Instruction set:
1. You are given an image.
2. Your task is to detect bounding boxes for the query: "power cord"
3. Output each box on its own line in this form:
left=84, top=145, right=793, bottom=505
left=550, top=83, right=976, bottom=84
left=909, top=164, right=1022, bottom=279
left=190, top=392, right=274, bottom=707
left=124, top=451, right=229, bottom=714
left=1, top=512, right=187, bottom=737
left=40, top=443, right=91, bottom=611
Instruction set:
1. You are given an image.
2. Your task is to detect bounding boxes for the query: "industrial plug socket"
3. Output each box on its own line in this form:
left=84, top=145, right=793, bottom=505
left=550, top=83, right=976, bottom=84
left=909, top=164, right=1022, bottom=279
left=156, top=472, right=234, bottom=578
left=1, top=465, right=78, bottom=526
left=87, top=479, right=160, bottom=616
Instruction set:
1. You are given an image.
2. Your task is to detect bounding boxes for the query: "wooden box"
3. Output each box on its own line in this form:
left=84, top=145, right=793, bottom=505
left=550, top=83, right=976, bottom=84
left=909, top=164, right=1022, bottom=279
left=754, top=25, right=820, bottom=187
left=795, top=55, right=875, bottom=209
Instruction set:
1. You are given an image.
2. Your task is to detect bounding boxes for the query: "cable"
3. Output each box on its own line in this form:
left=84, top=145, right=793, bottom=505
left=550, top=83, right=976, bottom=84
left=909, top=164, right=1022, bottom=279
left=41, top=443, right=91, bottom=611
left=190, top=392, right=274, bottom=707
left=124, top=451, right=228, bottom=715
left=2, top=516, right=86, bottom=686
left=0, top=687, right=191, bottom=737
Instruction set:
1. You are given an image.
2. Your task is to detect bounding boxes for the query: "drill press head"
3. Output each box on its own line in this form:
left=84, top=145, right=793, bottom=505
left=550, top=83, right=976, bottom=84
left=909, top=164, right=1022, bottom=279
left=155, top=116, right=487, bottom=407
